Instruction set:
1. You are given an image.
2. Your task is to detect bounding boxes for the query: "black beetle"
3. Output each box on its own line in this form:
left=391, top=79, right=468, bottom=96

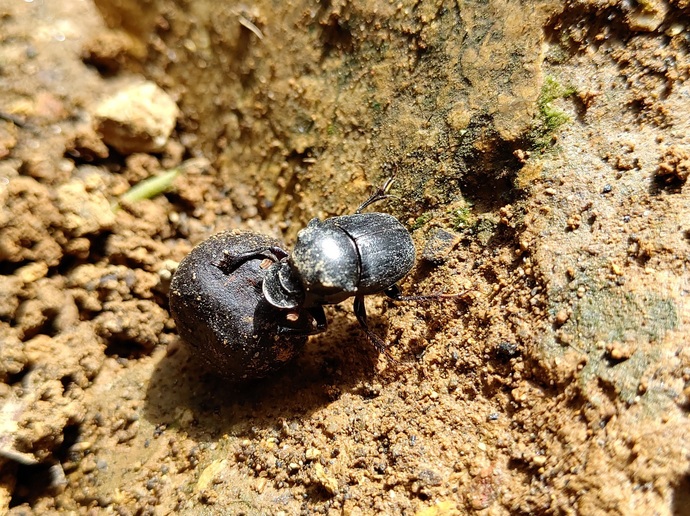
left=209, top=177, right=418, bottom=353
left=170, top=178, right=425, bottom=380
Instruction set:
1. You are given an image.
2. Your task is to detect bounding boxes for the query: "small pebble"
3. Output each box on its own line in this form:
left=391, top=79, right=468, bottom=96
left=305, top=448, right=321, bottom=461
left=555, top=310, right=569, bottom=326
left=94, top=80, right=179, bottom=154
left=421, top=228, right=461, bottom=264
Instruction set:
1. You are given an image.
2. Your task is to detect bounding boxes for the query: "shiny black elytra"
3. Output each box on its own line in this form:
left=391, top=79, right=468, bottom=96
left=169, top=179, right=418, bottom=380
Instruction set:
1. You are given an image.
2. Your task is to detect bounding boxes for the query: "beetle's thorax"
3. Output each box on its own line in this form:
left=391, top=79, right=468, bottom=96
left=290, top=218, right=361, bottom=305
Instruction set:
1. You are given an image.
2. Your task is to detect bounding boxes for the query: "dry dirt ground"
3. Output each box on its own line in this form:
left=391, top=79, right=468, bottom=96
left=1, top=0, right=689, bottom=514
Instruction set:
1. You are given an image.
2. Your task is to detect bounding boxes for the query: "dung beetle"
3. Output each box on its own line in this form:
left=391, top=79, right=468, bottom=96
left=212, top=177, right=417, bottom=353
left=170, top=178, right=425, bottom=380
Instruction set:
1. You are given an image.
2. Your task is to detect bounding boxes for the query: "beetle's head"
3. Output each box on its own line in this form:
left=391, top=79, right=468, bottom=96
left=262, top=260, right=304, bottom=309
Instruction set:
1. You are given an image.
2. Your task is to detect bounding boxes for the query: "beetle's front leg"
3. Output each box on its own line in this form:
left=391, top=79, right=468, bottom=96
left=384, top=284, right=470, bottom=302
left=277, top=306, right=328, bottom=336
left=213, top=246, right=289, bottom=274
left=353, top=295, right=397, bottom=361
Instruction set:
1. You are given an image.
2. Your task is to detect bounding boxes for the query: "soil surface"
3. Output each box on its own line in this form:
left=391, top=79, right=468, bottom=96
left=1, top=0, right=689, bottom=514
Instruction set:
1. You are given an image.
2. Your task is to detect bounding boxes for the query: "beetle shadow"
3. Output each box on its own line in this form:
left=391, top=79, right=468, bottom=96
left=142, top=308, right=384, bottom=441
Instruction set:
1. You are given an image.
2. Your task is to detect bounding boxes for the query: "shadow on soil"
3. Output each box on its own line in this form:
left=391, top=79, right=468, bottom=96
left=143, top=311, right=386, bottom=440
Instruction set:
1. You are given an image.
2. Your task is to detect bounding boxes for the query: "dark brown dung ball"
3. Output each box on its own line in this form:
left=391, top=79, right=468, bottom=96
left=169, top=230, right=309, bottom=381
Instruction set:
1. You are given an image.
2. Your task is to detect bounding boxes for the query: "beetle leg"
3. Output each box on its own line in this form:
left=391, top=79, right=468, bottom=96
left=384, top=284, right=471, bottom=302
left=213, top=246, right=288, bottom=273
left=277, top=306, right=327, bottom=336
left=353, top=295, right=396, bottom=360
left=355, top=176, right=396, bottom=213
left=309, top=306, right=328, bottom=333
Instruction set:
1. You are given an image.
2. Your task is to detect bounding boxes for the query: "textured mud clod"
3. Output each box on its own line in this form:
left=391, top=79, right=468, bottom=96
left=169, top=231, right=309, bottom=380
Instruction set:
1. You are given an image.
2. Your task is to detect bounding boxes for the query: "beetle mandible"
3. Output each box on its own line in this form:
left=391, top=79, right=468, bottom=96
left=214, top=177, right=417, bottom=353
